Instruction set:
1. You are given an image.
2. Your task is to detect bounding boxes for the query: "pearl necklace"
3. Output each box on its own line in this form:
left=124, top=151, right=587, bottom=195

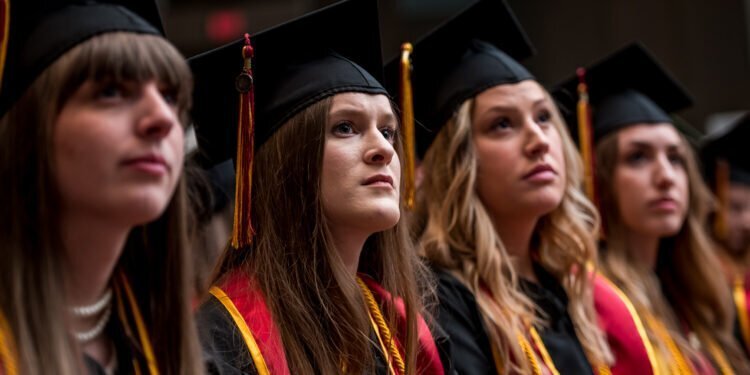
left=70, top=288, right=113, bottom=343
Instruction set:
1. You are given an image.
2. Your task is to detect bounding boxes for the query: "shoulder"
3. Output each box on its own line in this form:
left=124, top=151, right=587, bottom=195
left=590, top=272, right=656, bottom=375
left=196, top=294, right=258, bottom=375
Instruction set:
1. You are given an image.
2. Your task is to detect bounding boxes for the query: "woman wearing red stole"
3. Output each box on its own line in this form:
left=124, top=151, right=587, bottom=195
left=0, top=0, right=201, bottom=374
left=190, top=0, right=445, bottom=374
left=400, top=0, right=613, bottom=373
left=554, top=43, right=750, bottom=374
left=700, top=114, right=750, bottom=356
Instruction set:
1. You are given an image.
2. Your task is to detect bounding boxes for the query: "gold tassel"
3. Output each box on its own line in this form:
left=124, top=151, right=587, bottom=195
left=576, top=68, right=596, bottom=204
left=399, top=43, right=416, bottom=210
left=231, top=34, right=256, bottom=249
left=715, top=159, right=730, bottom=242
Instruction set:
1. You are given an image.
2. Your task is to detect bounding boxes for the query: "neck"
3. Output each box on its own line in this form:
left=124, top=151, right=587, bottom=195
left=328, top=226, right=369, bottom=277
left=493, top=214, right=539, bottom=283
left=624, top=230, right=661, bottom=270
left=61, top=210, right=131, bottom=368
left=61, top=211, right=130, bottom=310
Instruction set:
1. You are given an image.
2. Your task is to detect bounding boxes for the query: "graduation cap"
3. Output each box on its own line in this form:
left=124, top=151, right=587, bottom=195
left=0, top=0, right=163, bottom=116
left=189, top=0, right=387, bottom=248
left=552, top=43, right=693, bottom=144
left=700, top=113, right=750, bottom=240
left=384, top=0, right=535, bottom=159
left=551, top=43, right=693, bottom=204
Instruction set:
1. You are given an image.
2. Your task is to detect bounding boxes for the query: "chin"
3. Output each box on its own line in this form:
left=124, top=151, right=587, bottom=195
left=362, top=203, right=401, bottom=232
left=118, top=192, right=173, bottom=225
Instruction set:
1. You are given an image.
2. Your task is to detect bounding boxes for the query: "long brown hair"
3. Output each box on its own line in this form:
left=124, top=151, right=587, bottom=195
left=214, top=95, right=431, bottom=374
left=414, top=82, right=612, bottom=373
left=596, top=128, right=749, bottom=373
left=0, top=32, right=202, bottom=374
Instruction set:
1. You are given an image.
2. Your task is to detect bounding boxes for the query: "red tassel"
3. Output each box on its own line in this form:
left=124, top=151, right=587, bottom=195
left=231, top=33, right=256, bottom=249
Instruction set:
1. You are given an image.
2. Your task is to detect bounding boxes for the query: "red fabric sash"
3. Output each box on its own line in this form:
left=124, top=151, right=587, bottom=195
left=219, top=271, right=290, bottom=375
left=591, top=273, right=655, bottom=375
left=360, top=275, right=445, bottom=375
left=219, top=271, right=444, bottom=375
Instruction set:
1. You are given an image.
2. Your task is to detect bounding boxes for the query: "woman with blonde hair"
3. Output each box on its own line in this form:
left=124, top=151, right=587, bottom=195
left=192, top=0, right=445, bottom=374
left=554, top=43, right=749, bottom=374
left=398, top=0, right=612, bottom=373
left=0, top=0, right=201, bottom=374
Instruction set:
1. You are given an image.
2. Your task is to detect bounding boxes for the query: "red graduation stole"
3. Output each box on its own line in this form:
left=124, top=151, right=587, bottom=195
left=591, top=272, right=657, bottom=375
left=210, top=271, right=445, bottom=375
left=210, top=271, right=289, bottom=375
left=359, top=275, right=445, bottom=375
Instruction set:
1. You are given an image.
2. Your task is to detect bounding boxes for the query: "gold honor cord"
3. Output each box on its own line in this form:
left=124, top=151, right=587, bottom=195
left=0, top=0, right=9, bottom=88
left=399, top=42, right=416, bottom=210
left=644, top=314, right=694, bottom=375
left=705, top=337, right=734, bottom=375
left=357, top=277, right=406, bottom=375
left=114, top=273, right=159, bottom=375
left=0, top=311, right=17, bottom=375
left=733, top=277, right=750, bottom=355
left=209, top=286, right=270, bottom=375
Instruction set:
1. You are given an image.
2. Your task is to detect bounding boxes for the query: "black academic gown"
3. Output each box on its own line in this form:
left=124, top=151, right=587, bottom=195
left=519, top=264, right=593, bottom=374
left=198, top=295, right=396, bottom=375
left=82, top=312, right=146, bottom=375
left=433, top=266, right=593, bottom=375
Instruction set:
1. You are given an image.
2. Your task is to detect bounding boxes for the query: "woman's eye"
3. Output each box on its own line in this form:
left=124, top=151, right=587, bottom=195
left=160, top=87, right=179, bottom=106
left=96, top=83, right=124, bottom=100
left=537, top=110, right=551, bottom=124
left=667, top=152, right=685, bottom=166
left=380, top=127, right=396, bottom=142
left=332, top=122, right=355, bottom=135
left=489, top=117, right=512, bottom=131
left=625, top=150, right=647, bottom=165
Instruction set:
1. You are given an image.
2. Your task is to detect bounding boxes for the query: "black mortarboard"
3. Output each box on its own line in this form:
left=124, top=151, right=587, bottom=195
left=701, top=113, right=750, bottom=186
left=0, top=0, right=163, bottom=115
left=384, top=0, right=535, bottom=158
left=552, top=43, right=693, bottom=143
left=189, top=0, right=387, bottom=248
left=189, top=0, right=387, bottom=168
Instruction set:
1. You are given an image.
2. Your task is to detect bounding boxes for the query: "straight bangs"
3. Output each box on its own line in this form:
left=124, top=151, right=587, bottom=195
left=54, top=32, right=193, bottom=120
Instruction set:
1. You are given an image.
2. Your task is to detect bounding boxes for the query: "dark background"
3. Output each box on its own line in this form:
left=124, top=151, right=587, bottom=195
left=159, top=0, right=750, bottom=131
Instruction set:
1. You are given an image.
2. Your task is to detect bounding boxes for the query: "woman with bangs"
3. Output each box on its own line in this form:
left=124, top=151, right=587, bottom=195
left=399, top=0, right=612, bottom=373
left=554, top=43, right=749, bottom=374
left=191, top=1, right=444, bottom=374
left=0, top=1, right=201, bottom=374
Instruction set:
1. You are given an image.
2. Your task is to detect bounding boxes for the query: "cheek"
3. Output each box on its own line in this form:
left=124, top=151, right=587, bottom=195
left=321, top=141, right=355, bottom=196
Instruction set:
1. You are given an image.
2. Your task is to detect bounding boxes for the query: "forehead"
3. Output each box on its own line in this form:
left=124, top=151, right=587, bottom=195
left=616, top=123, right=682, bottom=148
left=474, top=80, right=546, bottom=109
left=329, top=92, right=393, bottom=115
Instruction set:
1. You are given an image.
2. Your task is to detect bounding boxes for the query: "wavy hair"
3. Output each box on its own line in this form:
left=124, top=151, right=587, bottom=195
left=596, top=129, right=749, bottom=373
left=414, top=81, right=612, bottom=373
left=0, top=32, right=201, bottom=374
left=213, top=95, right=432, bottom=374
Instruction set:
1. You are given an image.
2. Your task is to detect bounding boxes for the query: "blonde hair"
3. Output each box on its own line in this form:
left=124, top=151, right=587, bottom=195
left=414, top=82, right=612, bottom=373
left=0, top=32, right=200, bottom=374
left=596, top=129, right=749, bottom=373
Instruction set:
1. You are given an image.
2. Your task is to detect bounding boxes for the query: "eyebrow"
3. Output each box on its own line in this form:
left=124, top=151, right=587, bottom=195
left=624, top=139, right=683, bottom=151
left=480, top=98, right=550, bottom=114
left=329, top=107, right=397, bottom=125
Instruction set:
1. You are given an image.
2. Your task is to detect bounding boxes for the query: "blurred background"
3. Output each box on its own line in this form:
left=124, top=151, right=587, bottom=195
left=159, top=0, right=750, bottom=133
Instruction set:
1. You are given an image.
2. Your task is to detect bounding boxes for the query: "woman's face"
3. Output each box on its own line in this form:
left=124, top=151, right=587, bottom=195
left=54, top=79, right=184, bottom=226
left=472, top=80, right=566, bottom=222
left=612, top=124, right=689, bottom=238
left=726, top=183, right=750, bottom=254
left=321, top=92, right=401, bottom=235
